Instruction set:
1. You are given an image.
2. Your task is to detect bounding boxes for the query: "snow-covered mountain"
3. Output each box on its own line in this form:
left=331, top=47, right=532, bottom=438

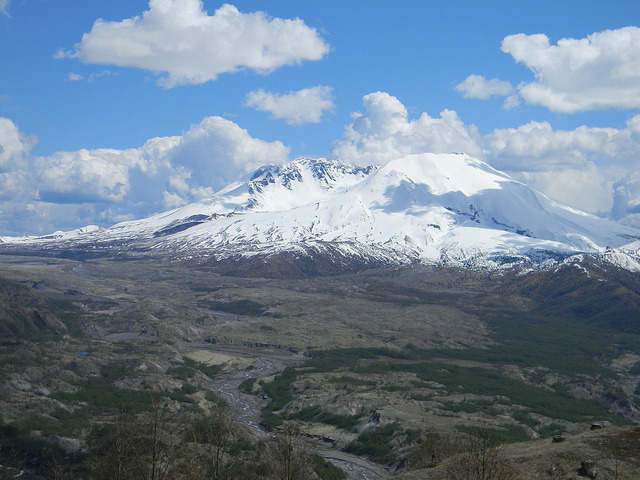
left=3, top=153, right=640, bottom=272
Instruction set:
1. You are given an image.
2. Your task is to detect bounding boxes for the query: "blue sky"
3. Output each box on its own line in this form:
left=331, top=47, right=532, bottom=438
left=2, top=0, right=640, bottom=235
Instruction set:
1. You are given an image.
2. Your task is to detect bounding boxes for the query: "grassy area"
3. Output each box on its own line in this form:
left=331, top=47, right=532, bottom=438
left=344, top=423, right=400, bottom=464
left=312, top=454, right=347, bottom=480
left=51, top=364, right=151, bottom=411
left=201, top=299, right=268, bottom=316
left=356, top=360, right=625, bottom=425
left=167, top=356, right=221, bottom=380
left=286, top=406, right=363, bottom=430
left=238, top=377, right=256, bottom=393
left=257, top=339, right=628, bottom=440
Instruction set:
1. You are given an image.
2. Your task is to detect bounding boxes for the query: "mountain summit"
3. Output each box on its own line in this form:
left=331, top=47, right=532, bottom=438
left=3, top=154, right=640, bottom=272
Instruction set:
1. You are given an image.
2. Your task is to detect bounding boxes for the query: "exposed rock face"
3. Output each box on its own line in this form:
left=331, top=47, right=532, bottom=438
left=600, top=392, right=640, bottom=421
left=46, top=435, right=83, bottom=454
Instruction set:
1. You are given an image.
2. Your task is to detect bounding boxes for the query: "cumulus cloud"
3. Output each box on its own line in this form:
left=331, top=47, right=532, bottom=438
left=500, top=27, right=640, bottom=113
left=0, top=117, right=37, bottom=172
left=4, top=90, right=640, bottom=235
left=55, top=1, right=329, bottom=87
left=170, top=116, right=290, bottom=195
left=0, top=116, right=290, bottom=235
left=486, top=121, right=620, bottom=171
left=245, top=86, right=335, bottom=125
left=331, top=92, right=640, bottom=223
left=517, top=166, right=612, bottom=214
left=455, top=74, right=515, bottom=104
left=484, top=114, right=640, bottom=216
left=331, top=91, right=482, bottom=165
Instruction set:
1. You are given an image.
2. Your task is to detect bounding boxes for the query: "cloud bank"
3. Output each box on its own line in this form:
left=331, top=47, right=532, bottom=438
left=331, top=92, right=640, bottom=225
left=56, top=1, right=330, bottom=87
left=458, top=27, right=640, bottom=113
left=245, top=86, right=335, bottom=125
left=3, top=91, right=640, bottom=235
left=0, top=116, right=289, bottom=235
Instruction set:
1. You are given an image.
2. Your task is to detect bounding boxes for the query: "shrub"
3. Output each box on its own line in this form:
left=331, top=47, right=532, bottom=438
left=344, top=423, right=400, bottom=464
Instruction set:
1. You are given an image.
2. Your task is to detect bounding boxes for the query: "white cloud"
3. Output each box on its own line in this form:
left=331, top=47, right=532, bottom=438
left=65, top=72, right=85, bottom=82
left=65, top=71, right=114, bottom=82
left=168, top=116, right=290, bottom=203
left=0, top=116, right=290, bottom=235
left=483, top=113, right=640, bottom=215
left=56, top=1, right=329, bottom=87
left=501, top=27, right=640, bottom=113
left=486, top=121, right=620, bottom=171
left=331, top=93, right=640, bottom=223
left=3, top=91, right=640, bottom=234
left=516, top=165, right=612, bottom=214
left=0, top=117, right=37, bottom=172
left=245, top=86, right=335, bottom=125
left=0, top=0, right=9, bottom=16
left=612, top=173, right=640, bottom=227
left=34, top=150, right=134, bottom=204
left=455, top=74, right=515, bottom=101
left=331, top=91, right=482, bottom=165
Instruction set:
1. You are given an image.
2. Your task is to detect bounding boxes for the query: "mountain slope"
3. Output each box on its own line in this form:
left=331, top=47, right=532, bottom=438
left=2, top=154, right=639, bottom=272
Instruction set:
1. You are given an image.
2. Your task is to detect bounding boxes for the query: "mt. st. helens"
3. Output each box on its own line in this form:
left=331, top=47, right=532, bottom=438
left=2, top=153, right=640, bottom=273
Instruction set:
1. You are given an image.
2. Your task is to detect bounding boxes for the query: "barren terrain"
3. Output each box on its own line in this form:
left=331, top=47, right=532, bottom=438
left=0, top=253, right=639, bottom=478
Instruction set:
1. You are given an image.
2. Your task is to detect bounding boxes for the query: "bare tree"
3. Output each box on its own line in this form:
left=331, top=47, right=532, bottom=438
left=445, top=429, right=518, bottom=480
left=188, top=405, right=240, bottom=480
left=266, top=422, right=315, bottom=480
left=132, top=395, right=179, bottom=480
left=92, top=395, right=184, bottom=480
left=90, top=408, right=140, bottom=480
left=411, top=430, right=458, bottom=469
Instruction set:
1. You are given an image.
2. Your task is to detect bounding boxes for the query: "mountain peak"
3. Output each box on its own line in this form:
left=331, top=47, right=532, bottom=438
left=2, top=154, right=639, bottom=274
left=380, top=153, right=512, bottom=196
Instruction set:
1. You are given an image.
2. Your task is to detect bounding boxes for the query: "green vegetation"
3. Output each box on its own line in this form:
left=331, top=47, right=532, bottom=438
left=239, top=377, right=256, bottom=393
left=356, top=359, right=625, bottom=424
left=167, top=356, right=221, bottom=380
left=201, top=299, right=268, bottom=316
left=169, top=384, right=197, bottom=403
left=380, top=384, right=410, bottom=392
left=442, top=400, right=501, bottom=416
left=51, top=364, right=151, bottom=410
left=260, top=410, right=284, bottom=431
left=15, top=407, right=91, bottom=438
left=255, top=340, right=628, bottom=439
left=512, top=410, right=541, bottom=429
left=286, top=406, right=363, bottom=430
left=259, top=366, right=297, bottom=411
left=329, top=375, right=376, bottom=386
left=259, top=366, right=298, bottom=431
left=312, top=454, right=347, bottom=480
left=344, top=423, right=400, bottom=464
left=402, top=428, right=421, bottom=445
left=537, top=423, right=565, bottom=438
